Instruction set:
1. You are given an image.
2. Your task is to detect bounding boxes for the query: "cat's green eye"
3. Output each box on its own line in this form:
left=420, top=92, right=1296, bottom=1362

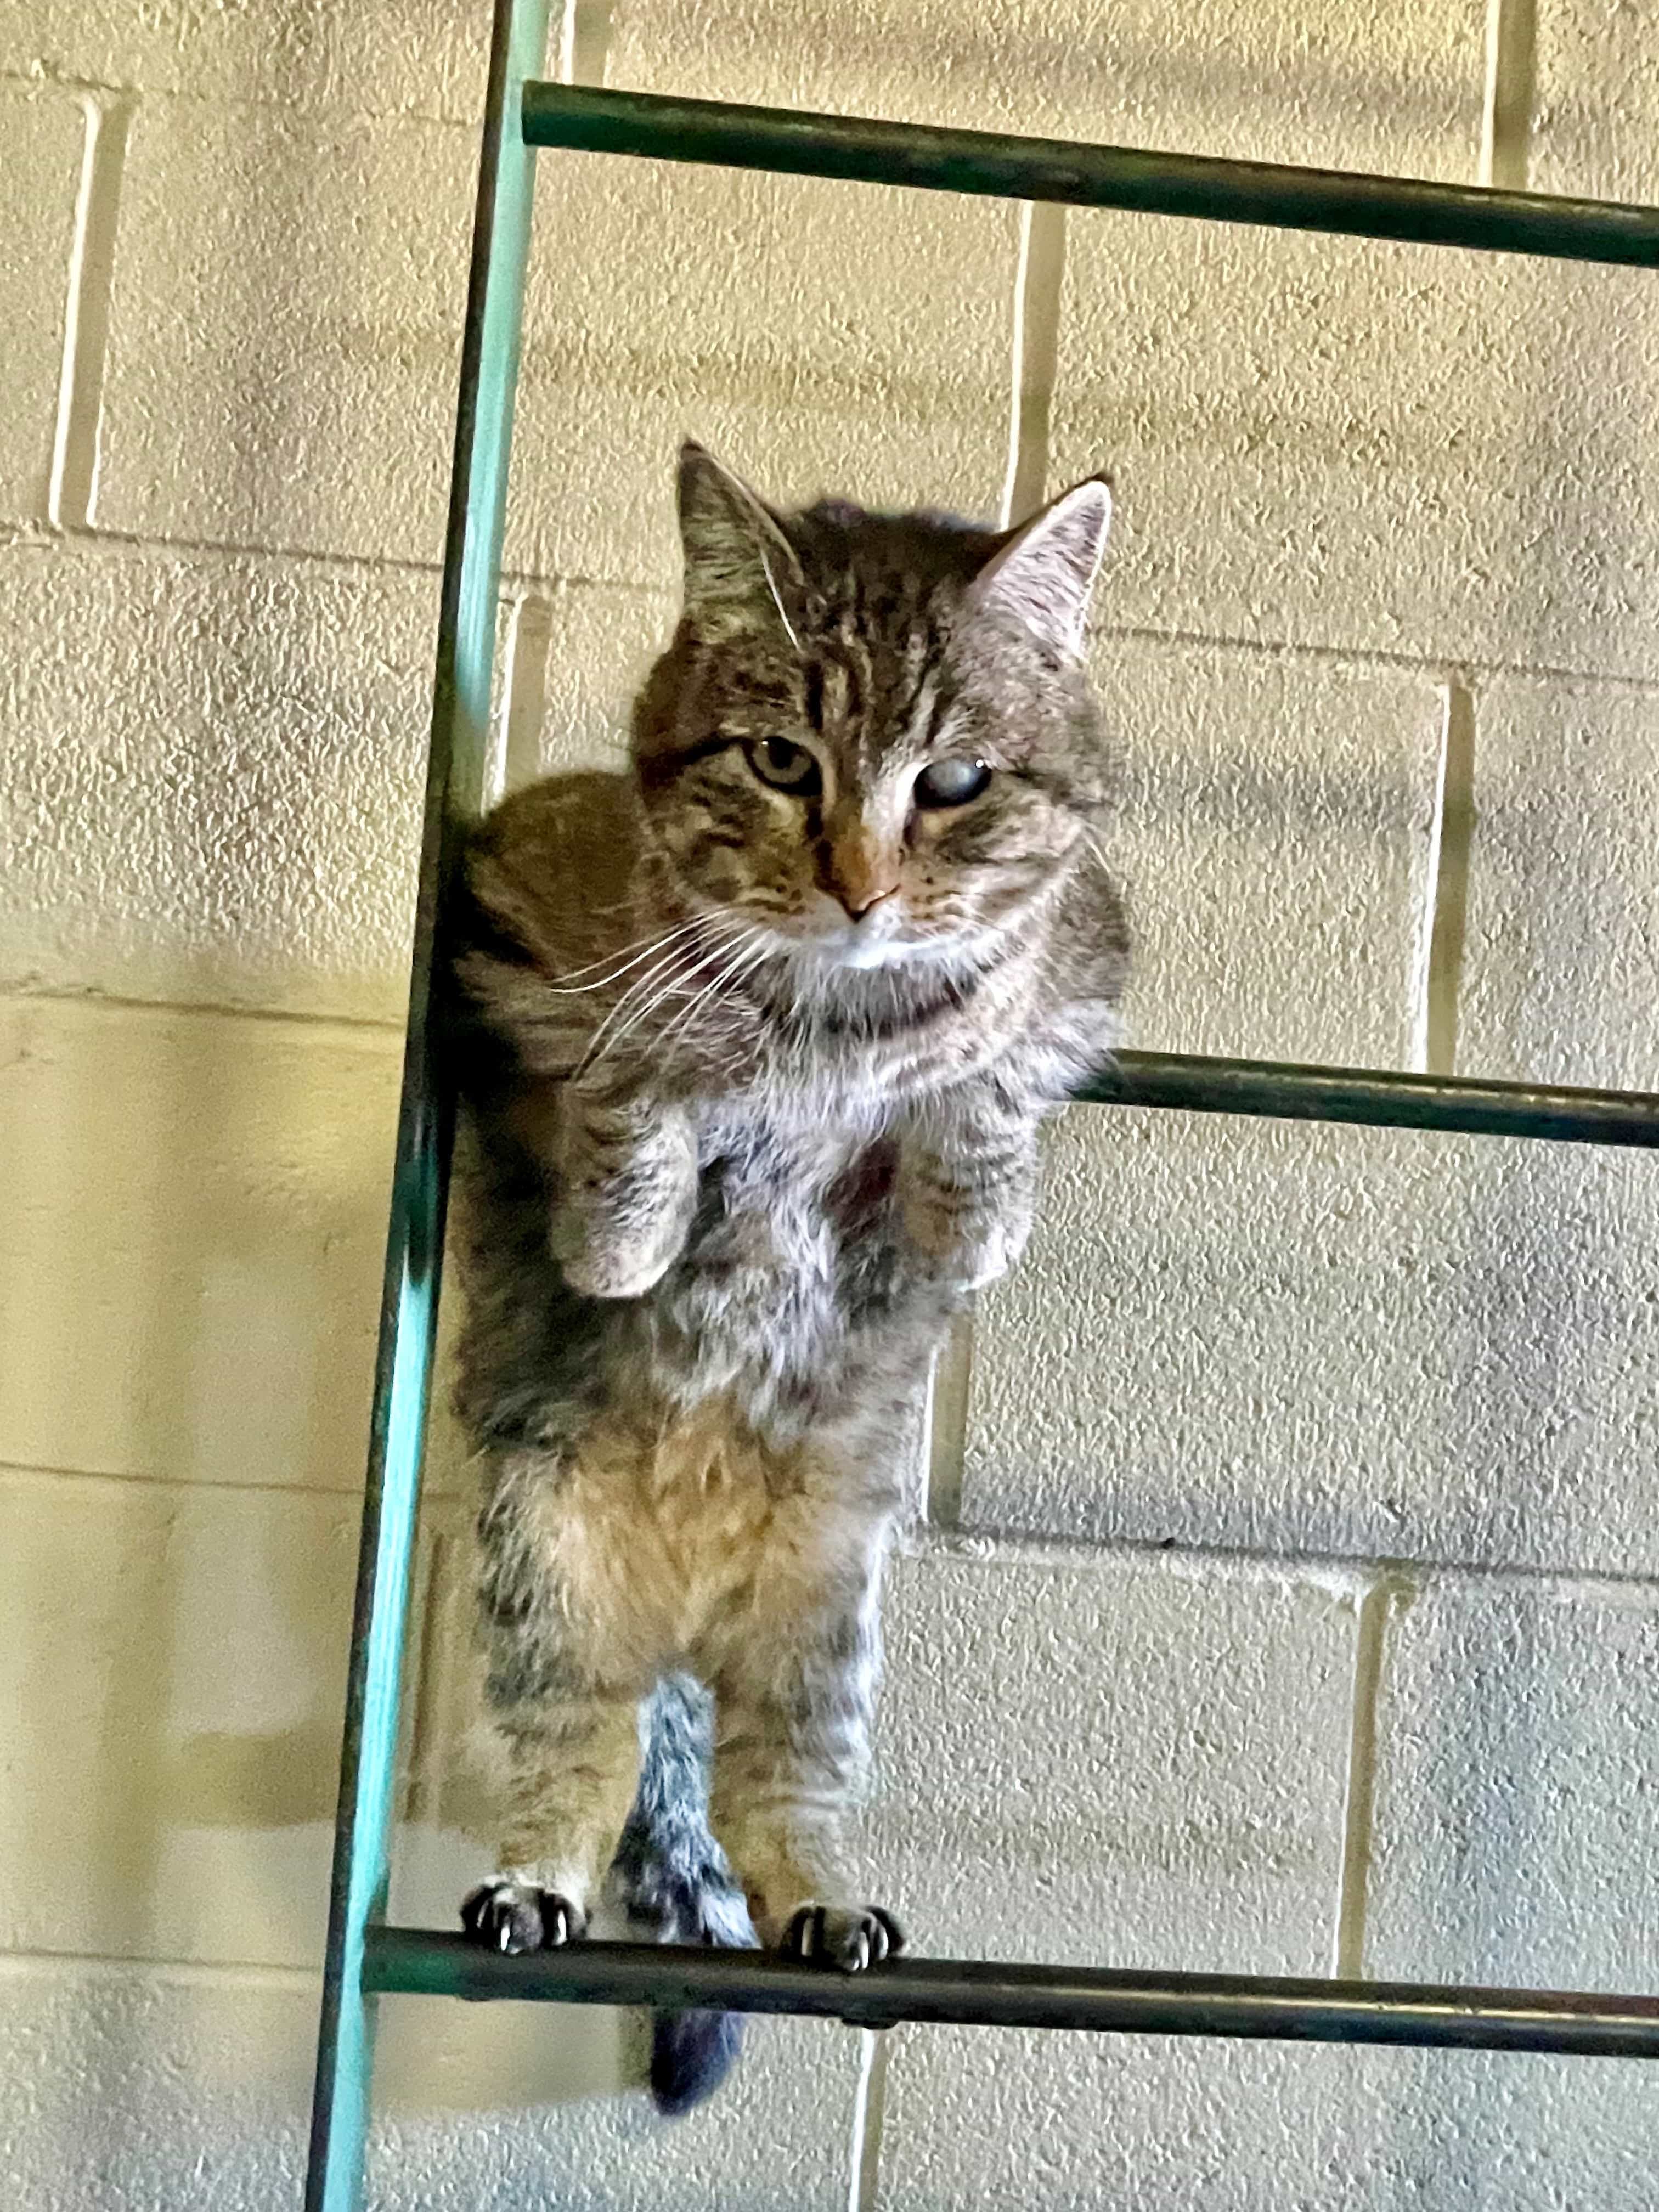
left=914, top=757, right=992, bottom=809
left=746, top=737, right=821, bottom=795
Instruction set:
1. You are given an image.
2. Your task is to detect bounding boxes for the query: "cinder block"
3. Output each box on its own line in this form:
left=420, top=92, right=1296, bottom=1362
left=95, top=100, right=475, bottom=567
left=873, top=2023, right=1659, bottom=2209
left=878, top=1564, right=1659, bottom=2201
left=961, top=1108, right=1659, bottom=1579
left=97, top=99, right=1018, bottom=580
left=1052, top=219, right=1659, bottom=680
left=1458, top=674, right=1659, bottom=1091
left=0, top=996, right=400, bottom=1492
left=507, top=154, right=1017, bottom=587
left=0, top=1, right=492, bottom=124
left=0, top=1957, right=861, bottom=2210
left=0, top=1962, right=315, bottom=2212
left=1367, top=1573, right=1659, bottom=1991
left=526, top=580, right=676, bottom=782
left=859, top=1541, right=1516, bottom=2212
left=0, top=83, right=83, bottom=527
left=0, top=1469, right=357, bottom=1965
left=372, top=2012, right=863, bottom=2210
left=858, top=1543, right=1356, bottom=1973
left=1092, top=639, right=1443, bottom=1059
left=608, top=0, right=1487, bottom=173
left=0, top=542, right=436, bottom=1019
left=1532, top=2, right=1659, bottom=201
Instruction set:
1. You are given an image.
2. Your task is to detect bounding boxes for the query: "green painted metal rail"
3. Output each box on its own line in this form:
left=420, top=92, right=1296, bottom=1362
left=303, top=2, right=551, bottom=2205
left=304, top=7, right=1659, bottom=2208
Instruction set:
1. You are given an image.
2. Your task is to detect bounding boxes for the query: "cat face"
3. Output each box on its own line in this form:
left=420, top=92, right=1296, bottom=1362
left=633, top=445, right=1115, bottom=977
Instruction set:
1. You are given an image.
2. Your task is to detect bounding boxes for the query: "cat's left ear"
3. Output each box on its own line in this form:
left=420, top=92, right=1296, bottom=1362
left=676, top=441, right=805, bottom=646
left=971, top=476, right=1112, bottom=658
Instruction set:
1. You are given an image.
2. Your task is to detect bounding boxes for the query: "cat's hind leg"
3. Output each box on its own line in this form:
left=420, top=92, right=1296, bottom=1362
left=461, top=1444, right=654, bottom=1955
left=464, top=1688, right=644, bottom=1954
left=707, top=1553, right=905, bottom=1973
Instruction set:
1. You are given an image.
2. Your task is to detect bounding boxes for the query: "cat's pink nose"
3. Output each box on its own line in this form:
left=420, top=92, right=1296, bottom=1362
left=825, top=821, right=899, bottom=921
left=837, top=884, right=897, bottom=921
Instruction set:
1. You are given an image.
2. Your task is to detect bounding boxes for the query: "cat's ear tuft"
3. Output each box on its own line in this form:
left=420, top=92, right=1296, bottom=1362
left=970, top=476, right=1112, bottom=658
left=676, top=441, right=805, bottom=646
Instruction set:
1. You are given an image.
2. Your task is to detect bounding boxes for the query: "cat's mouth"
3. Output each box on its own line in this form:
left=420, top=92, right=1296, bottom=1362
left=817, top=931, right=918, bottom=972
left=782, top=893, right=932, bottom=973
left=687, top=885, right=970, bottom=977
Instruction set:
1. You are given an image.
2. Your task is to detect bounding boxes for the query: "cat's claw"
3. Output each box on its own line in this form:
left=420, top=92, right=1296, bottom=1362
left=460, top=1880, right=586, bottom=1955
left=780, top=1904, right=905, bottom=1973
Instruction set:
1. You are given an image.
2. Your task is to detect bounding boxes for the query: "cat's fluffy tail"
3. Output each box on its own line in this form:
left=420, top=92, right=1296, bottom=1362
left=609, top=1674, right=755, bottom=2117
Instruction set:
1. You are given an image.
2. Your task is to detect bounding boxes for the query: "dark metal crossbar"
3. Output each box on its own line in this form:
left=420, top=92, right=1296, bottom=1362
left=367, top=1929, right=1659, bottom=2060
left=1091, top=1052, right=1659, bottom=1145
left=522, top=82, right=1659, bottom=266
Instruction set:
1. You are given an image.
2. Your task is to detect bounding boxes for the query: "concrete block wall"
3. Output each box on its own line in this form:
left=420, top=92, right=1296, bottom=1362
left=7, top=2, right=1659, bottom=2205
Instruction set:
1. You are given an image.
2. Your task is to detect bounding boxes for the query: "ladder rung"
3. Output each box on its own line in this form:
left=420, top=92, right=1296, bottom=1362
left=1087, top=1052, right=1659, bottom=1145
left=521, top=83, right=1659, bottom=268
left=365, top=1929, right=1659, bottom=2058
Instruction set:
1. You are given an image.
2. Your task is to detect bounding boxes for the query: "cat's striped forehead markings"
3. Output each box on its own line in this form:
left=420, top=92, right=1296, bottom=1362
left=789, top=631, right=949, bottom=786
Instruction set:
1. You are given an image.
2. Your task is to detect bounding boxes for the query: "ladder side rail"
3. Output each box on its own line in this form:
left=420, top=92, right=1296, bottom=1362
left=303, top=2, right=552, bottom=2205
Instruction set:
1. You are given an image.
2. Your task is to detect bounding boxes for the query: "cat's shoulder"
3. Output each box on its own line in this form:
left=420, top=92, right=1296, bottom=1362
left=471, top=769, right=637, bottom=871
left=467, top=770, right=639, bottom=909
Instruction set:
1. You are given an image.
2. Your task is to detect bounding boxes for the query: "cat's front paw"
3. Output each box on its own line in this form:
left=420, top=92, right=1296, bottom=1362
left=460, top=1880, right=586, bottom=1955
left=955, top=1217, right=1026, bottom=1291
left=780, top=1904, right=905, bottom=1973
left=903, top=1193, right=1026, bottom=1293
left=551, top=1206, right=689, bottom=1300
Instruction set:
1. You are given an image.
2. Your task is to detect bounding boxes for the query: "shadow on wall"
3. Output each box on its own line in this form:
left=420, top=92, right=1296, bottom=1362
left=616, top=3, right=1472, bottom=162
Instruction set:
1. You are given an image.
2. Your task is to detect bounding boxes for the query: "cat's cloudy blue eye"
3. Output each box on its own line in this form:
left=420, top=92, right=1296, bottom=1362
left=915, top=757, right=992, bottom=809
left=745, top=737, right=821, bottom=795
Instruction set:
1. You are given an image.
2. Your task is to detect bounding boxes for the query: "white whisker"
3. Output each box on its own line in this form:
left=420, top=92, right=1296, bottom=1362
left=578, top=911, right=754, bottom=1077
left=656, top=930, right=769, bottom=1060
left=759, top=545, right=803, bottom=656
left=701, top=947, right=778, bottom=1077
left=578, top=977, right=691, bottom=1082
left=575, top=930, right=712, bottom=1078
left=540, top=917, right=711, bottom=995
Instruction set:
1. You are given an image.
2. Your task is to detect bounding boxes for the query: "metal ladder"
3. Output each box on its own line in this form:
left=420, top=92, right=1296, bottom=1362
left=302, top=4, right=1659, bottom=2204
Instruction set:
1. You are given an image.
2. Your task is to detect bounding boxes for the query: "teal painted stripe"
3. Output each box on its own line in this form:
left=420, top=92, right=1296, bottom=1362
left=304, top=3, right=551, bottom=2208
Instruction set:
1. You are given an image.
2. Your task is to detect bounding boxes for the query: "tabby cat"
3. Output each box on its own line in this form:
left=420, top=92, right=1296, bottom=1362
left=449, top=443, right=1127, bottom=2111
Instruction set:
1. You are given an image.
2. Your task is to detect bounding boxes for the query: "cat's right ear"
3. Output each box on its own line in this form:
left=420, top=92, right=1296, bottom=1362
left=676, top=441, right=805, bottom=647
left=970, top=475, right=1112, bottom=659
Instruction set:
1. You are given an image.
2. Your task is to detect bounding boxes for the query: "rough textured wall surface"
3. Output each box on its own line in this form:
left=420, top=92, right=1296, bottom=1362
left=5, top=2, right=1659, bottom=2205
